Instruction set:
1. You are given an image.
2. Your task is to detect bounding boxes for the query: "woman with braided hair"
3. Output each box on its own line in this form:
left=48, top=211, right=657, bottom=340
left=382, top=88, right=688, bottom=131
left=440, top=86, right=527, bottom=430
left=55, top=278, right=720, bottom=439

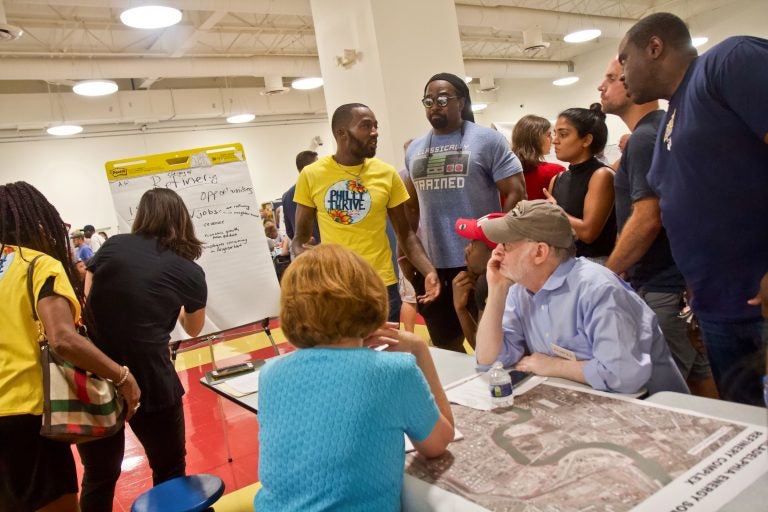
left=0, top=181, right=141, bottom=512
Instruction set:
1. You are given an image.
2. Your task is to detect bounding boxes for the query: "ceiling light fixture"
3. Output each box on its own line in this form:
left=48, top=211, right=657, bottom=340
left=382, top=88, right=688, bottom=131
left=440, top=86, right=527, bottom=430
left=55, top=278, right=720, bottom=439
left=226, top=113, right=256, bottom=124
left=47, top=124, right=84, bottom=136
left=291, top=77, right=323, bottom=90
left=120, top=6, right=182, bottom=29
left=564, top=29, right=601, bottom=43
left=471, top=103, right=488, bottom=112
left=73, top=79, right=118, bottom=97
left=553, top=76, right=580, bottom=86
left=691, top=36, right=709, bottom=48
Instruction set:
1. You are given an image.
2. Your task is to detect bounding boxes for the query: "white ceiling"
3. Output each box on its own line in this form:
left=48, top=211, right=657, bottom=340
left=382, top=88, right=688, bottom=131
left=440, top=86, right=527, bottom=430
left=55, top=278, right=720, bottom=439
left=0, top=0, right=738, bottom=136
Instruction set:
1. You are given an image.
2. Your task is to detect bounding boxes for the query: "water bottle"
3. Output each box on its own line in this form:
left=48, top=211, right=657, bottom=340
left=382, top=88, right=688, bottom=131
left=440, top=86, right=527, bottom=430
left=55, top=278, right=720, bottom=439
left=488, top=361, right=514, bottom=408
left=763, top=375, right=767, bottom=408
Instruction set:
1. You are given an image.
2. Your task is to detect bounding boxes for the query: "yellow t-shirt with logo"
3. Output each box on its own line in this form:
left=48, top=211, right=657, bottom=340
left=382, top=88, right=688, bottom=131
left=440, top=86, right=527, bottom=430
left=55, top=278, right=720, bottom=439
left=0, top=246, right=81, bottom=416
left=294, top=156, right=409, bottom=285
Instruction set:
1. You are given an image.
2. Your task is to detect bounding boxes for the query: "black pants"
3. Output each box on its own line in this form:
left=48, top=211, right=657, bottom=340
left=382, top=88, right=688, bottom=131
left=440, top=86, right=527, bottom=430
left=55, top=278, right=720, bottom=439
left=77, top=402, right=186, bottom=512
left=0, top=415, right=78, bottom=512
left=387, top=283, right=402, bottom=323
left=412, top=267, right=467, bottom=353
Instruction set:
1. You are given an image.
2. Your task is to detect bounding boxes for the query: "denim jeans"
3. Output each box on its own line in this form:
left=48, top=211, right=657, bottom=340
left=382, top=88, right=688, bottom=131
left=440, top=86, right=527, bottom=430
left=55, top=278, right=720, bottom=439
left=77, top=402, right=186, bottom=512
left=697, top=317, right=766, bottom=405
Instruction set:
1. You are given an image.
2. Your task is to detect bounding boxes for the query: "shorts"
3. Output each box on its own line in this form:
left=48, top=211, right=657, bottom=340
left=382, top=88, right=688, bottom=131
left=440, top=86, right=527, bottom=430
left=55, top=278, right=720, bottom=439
left=0, top=414, right=78, bottom=511
left=638, top=290, right=711, bottom=381
left=398, top=263, right=417, bottom=304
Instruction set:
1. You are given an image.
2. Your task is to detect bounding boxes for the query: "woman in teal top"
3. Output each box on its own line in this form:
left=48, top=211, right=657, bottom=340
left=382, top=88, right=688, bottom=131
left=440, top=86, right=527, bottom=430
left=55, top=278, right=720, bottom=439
left=256, top=244, right=455, bottom=511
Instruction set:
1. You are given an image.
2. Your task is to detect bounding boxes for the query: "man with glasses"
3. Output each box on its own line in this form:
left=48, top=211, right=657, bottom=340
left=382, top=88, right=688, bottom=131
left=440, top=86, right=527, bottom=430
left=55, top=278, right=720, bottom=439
left=401, top=72, right=525, bottom=353
left=475, top=200, right=688, bottom=395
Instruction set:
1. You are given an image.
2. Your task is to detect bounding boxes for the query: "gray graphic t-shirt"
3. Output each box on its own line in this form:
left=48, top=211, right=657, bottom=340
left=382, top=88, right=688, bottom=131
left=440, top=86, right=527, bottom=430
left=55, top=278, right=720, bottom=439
left=406, top=121, right=522, bottom=268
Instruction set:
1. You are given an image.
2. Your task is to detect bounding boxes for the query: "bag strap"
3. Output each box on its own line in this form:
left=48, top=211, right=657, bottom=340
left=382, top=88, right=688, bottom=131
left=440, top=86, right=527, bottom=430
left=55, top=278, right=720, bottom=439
left=26, top=254, right=44, bottom=321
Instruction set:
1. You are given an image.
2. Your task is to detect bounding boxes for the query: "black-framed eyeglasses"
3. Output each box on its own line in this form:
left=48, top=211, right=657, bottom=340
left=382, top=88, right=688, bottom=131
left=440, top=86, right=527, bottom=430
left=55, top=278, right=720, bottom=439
left=421, top=95, right=459, bottom=108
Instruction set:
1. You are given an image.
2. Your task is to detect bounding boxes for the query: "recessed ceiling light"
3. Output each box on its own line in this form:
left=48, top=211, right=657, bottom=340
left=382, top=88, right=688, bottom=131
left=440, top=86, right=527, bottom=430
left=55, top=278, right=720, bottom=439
left=564, top=29, right=601, bottom=43
left=226, top=113, right=255, bottom=124
left=471, top=103, right=488, bottom=112
left=291, top=77, right=323, bottom=90
left=691, top=36, right=709, bottom=48
left=47, top=124, right=83, bottom=136
left=464, top=76, right=473, bottom=83
left=73, top=80, right=118, bottom=97
left=120, top=6, right=182, bottom=29
left=553, top=76, right=580, bottom=86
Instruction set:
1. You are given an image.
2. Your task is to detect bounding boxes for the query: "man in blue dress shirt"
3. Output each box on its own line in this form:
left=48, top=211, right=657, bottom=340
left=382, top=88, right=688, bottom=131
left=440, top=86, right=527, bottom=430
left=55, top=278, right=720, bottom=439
left=475, top=199, right=688, bottom=395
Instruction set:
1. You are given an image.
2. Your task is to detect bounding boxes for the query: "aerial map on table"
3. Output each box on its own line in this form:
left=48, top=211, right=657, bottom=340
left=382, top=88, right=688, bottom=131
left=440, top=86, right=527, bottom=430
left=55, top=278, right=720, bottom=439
left=405, top=383, right=766, bottom=512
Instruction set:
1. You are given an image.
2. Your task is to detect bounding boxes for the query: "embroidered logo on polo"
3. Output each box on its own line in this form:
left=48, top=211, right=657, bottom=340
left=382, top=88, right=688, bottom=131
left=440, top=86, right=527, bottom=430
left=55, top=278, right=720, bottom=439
left=324, top=179, right=370, bottom=225
left=663, top=109, right=676, bottom=151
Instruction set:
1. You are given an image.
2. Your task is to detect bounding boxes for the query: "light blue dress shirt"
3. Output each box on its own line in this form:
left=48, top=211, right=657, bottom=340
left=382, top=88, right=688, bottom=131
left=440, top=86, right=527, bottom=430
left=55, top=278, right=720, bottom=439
left=485, top=258, right=688, bottom=395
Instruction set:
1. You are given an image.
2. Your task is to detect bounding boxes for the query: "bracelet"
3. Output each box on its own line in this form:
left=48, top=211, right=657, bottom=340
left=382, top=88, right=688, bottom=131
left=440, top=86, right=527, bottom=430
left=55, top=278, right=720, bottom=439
left=114, top=366, right=130, bottom=387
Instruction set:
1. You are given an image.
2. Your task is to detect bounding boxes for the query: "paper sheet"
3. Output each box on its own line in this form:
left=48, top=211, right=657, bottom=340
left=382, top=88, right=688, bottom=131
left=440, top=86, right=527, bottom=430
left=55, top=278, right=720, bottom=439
left=218, top=369, right=260, bottom=395
left=445, top=372, right=546, bottom=411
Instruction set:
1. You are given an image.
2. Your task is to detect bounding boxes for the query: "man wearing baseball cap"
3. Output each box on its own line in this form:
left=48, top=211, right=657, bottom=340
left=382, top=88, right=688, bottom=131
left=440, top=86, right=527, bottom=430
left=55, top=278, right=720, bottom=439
left=83, top=224, right=105, bottom=253
left=451, top=213, right=503, bottom=347
left=475, top=199, right=688, bottom=395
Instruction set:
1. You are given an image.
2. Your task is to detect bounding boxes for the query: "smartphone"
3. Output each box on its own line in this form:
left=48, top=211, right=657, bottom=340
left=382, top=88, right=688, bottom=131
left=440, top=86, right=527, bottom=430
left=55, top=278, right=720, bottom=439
left=508, top=369, right=532, bottom=386
left=209, top=362, right=255, bottom=379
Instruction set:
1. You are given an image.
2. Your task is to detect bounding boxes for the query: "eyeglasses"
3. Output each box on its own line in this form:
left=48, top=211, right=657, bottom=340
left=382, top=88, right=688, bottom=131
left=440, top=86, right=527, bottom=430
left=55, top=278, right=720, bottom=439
left=421, top=95, right=459, bottom=108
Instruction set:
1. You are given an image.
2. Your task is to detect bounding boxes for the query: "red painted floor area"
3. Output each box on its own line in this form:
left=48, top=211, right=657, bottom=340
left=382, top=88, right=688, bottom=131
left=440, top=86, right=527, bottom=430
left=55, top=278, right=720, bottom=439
left=72, top=341, right=292, bottom=511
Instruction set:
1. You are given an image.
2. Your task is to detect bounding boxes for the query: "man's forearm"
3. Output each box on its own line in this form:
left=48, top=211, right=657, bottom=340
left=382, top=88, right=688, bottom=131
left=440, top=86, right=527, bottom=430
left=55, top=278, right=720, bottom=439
left=549, top=358, right=588, bottom=384
left=605, top=203, right=661, bottom=274
left=401, top=232, right=436, bottom=277
left=454, top=305, right=478, bottom=348
left=475, top=286, right=508, bottom=365
left=500, top=174, right=526, bottom=212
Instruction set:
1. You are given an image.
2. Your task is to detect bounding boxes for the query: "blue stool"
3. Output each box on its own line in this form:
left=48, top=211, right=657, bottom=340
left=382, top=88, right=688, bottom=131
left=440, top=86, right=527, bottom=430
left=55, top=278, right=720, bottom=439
left=131, top=474, right=225, bottom=512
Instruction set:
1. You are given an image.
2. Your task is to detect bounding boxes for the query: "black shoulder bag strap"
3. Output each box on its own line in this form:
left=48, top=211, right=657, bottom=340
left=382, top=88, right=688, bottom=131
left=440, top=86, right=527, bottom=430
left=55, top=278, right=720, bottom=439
left=26, top=254, right=46, bottom=336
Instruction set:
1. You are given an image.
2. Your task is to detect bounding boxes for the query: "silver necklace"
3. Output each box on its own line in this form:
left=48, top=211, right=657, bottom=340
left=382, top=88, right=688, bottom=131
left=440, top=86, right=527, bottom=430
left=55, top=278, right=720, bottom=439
left=333, top=156, right=368, bottom=182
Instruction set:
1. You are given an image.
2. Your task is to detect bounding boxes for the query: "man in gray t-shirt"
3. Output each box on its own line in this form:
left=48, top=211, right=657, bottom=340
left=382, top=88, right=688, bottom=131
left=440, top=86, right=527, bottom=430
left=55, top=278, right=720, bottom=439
left=402, top=72, right=525, bottom=352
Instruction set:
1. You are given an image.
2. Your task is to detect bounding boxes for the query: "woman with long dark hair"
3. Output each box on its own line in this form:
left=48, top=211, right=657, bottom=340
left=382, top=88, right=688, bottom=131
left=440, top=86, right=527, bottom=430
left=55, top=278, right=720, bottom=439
left=545, top=103, right=617, bottom=263
left=0, top=181, right=140, bottom=512
left=511, top=114, right=565, bottom=200
left=77, top=188, right=208, bottom=511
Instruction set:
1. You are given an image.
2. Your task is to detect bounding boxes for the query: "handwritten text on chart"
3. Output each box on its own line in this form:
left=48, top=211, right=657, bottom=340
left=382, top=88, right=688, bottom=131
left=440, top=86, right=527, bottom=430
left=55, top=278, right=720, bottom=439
left=205, top=238, right=249, bottom=254
left=192, top=203, right=258, bottom=220
left=207, top=227, right=241, bottom=241
left=151, top=171, right=218, bottom=190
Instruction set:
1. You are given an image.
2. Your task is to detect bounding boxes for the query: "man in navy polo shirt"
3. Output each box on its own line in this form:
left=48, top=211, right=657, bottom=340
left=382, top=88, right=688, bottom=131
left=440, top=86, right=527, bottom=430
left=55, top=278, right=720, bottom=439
left=618, top=12, right=768, bottom=404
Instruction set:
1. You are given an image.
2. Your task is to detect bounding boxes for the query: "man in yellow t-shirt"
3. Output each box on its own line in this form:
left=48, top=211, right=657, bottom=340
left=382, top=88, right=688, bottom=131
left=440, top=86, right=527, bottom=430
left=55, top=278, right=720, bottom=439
left=293, top=103, right=440, bottom=323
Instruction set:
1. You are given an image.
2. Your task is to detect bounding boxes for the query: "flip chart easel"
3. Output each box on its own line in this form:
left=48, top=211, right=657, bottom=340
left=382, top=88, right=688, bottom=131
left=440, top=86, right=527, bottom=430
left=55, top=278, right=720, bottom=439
left=104, top=143, right=281, bottom=352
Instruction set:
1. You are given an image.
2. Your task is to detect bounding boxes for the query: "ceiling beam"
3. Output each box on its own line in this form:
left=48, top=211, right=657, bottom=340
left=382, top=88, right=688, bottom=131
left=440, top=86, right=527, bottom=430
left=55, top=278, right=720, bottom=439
left=0, top=56, right=322, bottom=81
left=6, top=0, right=314, bottom=17
left=169, top=10, right=228, bottom=58
left=0, top=54, right=574, bottom=81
